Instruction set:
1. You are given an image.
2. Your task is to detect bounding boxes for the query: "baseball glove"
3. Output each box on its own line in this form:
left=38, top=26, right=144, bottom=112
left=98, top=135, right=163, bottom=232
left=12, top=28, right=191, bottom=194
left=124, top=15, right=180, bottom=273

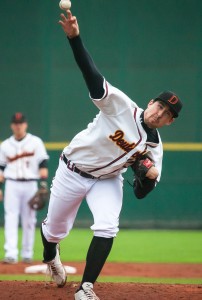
left=131, top=156, right=154, bottom=187
left=28, top=187, right=49, bottom=210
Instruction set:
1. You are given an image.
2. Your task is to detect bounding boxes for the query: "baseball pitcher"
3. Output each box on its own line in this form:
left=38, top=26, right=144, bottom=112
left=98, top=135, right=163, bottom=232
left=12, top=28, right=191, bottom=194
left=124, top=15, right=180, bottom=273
left=40, top=9, right=183, bottom=300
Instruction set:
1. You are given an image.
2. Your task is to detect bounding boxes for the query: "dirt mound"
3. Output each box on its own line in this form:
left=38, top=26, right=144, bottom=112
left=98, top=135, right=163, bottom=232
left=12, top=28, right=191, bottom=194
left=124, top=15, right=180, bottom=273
left=0, top=281, right=202, bottom=300
left=1, top=262, right=202, bottom=299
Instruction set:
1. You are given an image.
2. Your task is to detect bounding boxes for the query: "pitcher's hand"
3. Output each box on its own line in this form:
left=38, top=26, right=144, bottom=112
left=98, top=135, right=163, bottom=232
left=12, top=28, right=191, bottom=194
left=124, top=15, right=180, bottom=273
left=59, top=10, right=79, bottom=38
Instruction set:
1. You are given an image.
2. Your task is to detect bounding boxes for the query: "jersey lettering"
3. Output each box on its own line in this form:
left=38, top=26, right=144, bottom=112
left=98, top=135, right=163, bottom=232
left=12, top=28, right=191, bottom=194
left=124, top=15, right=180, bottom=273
left=109, top=130, right=135, bottom=153
left=7, top=151, right=35, bottom=162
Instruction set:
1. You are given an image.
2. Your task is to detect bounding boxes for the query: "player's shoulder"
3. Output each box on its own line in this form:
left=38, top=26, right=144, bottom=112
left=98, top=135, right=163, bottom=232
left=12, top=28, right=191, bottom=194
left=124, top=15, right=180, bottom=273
left=25, top=133, right=45, bottom=148
left=26, top=133, right=43, bottom=142
left=106, top=81, right=139, bottom=108
left=0, top=136, right=14, bottom=147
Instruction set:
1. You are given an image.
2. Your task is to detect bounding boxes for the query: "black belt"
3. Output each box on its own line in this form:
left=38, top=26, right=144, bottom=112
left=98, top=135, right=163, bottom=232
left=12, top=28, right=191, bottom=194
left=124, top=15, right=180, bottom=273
left=6, top=178, right=37, bottom=182
left=62, top=154, right=96, bottom=179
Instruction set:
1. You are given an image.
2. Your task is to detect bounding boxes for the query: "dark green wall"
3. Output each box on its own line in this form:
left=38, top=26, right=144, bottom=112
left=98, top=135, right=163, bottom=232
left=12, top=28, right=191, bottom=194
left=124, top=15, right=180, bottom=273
left=0, top=150, right=201, bottom=229
left=0, top=1, right=202, bottom=228
left=0, top=0, right=202, bottom=141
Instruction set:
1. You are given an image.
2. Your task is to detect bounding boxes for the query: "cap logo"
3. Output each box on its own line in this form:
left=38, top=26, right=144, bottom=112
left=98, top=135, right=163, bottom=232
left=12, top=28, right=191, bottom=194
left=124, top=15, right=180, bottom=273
left=168, top=95, right=178, bottom=105
left=15, top=113, right=23, bottom=120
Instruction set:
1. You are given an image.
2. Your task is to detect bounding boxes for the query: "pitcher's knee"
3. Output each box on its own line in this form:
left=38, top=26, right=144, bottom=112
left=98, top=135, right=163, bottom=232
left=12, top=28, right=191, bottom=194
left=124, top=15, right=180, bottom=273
left=42, top=222, right=68, bottom=243
left=92, top=226, right=119, bottom=238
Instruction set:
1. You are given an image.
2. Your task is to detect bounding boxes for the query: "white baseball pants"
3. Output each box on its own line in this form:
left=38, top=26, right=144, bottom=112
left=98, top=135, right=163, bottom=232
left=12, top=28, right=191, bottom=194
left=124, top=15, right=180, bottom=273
left=4, top=180, right=37, bottom=260
left=42, top=158, right=123, bottom=243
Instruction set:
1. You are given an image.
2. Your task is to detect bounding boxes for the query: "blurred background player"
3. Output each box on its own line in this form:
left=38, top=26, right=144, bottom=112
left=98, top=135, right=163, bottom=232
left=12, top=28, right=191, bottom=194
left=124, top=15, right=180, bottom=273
left=0, top=112, right=49, bottom=264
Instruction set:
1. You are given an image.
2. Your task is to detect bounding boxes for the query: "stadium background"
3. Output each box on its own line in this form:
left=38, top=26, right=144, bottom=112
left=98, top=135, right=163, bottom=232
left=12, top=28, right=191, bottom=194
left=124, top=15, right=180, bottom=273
left=0, top=0, right=201, bottom=229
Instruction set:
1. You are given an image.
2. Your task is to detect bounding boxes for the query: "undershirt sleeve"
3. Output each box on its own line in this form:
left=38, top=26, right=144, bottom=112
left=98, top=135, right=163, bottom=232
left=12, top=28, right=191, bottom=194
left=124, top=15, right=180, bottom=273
left=0, top=165, right=5, bottom=171
left=39, top=159, right=48, bottom=169
left=68, top=35, right=105, bottom=99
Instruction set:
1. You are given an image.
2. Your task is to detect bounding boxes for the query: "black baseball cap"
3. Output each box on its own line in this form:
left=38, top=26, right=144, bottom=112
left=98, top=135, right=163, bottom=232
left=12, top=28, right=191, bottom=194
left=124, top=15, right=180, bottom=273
left=11, top=112, right=27, bottom=124
left=154, top=91, right=183, bottom=118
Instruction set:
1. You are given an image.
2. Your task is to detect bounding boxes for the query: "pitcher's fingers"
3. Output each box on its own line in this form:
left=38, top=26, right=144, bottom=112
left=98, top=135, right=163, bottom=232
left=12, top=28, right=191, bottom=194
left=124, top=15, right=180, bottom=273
left=66, top=10, right=72, bottom=19
left=58, top=20, right=65, bottom=26
left=60, top=13, right=67, bottom=22
left=71, top=16, right=77, bottom=23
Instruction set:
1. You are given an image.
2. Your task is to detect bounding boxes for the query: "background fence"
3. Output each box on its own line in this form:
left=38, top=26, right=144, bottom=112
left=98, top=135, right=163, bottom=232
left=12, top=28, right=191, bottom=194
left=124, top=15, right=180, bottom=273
left=0, top=0, right=201, bottom=228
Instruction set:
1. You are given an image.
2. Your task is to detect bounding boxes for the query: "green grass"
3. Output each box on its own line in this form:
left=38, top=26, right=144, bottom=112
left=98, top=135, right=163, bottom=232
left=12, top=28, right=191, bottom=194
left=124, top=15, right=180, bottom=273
left=0, top=228, right=202, bottom=263
left=110, top=229, right=202, bottom=263
left=0, top=275, right=201, bottom=284
left=0, top=228, right=202, bottom=284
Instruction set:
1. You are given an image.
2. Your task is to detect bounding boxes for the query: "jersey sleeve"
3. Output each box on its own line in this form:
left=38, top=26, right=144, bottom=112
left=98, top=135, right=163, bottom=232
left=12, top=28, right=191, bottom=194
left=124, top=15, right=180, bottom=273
left=0, top=142, right=7, bottom=168
left=68, top=35, right=138, bottom=116
left=34, top=138, right=49, bottom=165
left=91, top=80, right=138, bottom=116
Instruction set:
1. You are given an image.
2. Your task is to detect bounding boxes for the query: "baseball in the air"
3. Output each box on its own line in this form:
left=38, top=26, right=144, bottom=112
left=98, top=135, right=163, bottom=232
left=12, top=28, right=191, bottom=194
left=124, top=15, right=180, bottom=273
left=59, top=0, right=71, bottom=10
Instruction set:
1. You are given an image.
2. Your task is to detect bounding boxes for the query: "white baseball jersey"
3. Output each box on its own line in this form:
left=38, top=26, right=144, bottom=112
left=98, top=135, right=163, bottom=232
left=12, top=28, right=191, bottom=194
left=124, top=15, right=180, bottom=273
left=64, top=80, right=163, bottom=180
left=0, top=133, right=49, bottom=180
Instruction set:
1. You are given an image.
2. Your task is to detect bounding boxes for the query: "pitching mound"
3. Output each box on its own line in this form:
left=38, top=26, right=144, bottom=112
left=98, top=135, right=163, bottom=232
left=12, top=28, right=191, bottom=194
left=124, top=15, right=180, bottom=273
left=0, top=281, right=202, bottom=300
left=0, top=262, right=202, bottom=299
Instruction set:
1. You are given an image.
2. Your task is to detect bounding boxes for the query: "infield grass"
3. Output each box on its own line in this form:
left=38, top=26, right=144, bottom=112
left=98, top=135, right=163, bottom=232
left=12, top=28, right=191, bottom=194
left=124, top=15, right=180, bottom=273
left=0, top=228, right=201, bottom=263
left=0, top=274, right=201, bottom=284
left=0, top=228, right=201, bottom=284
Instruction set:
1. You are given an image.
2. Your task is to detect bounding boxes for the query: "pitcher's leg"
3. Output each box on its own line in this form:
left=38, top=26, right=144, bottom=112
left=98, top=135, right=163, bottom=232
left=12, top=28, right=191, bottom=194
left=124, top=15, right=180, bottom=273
left=80, top=176, right=123, bottom=285
left=41, top=226, right=57, bottom=262
left=88, top=175, right=123, bottom=238
left=81, top=236, right=113, bottom=285
left=40, top=181, right=84, bottom=288
left=41, top=192, right=83, bottom=260
left=40, top=160, right=92, bottom=288
left=41, top=159, right=89, bottom=261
